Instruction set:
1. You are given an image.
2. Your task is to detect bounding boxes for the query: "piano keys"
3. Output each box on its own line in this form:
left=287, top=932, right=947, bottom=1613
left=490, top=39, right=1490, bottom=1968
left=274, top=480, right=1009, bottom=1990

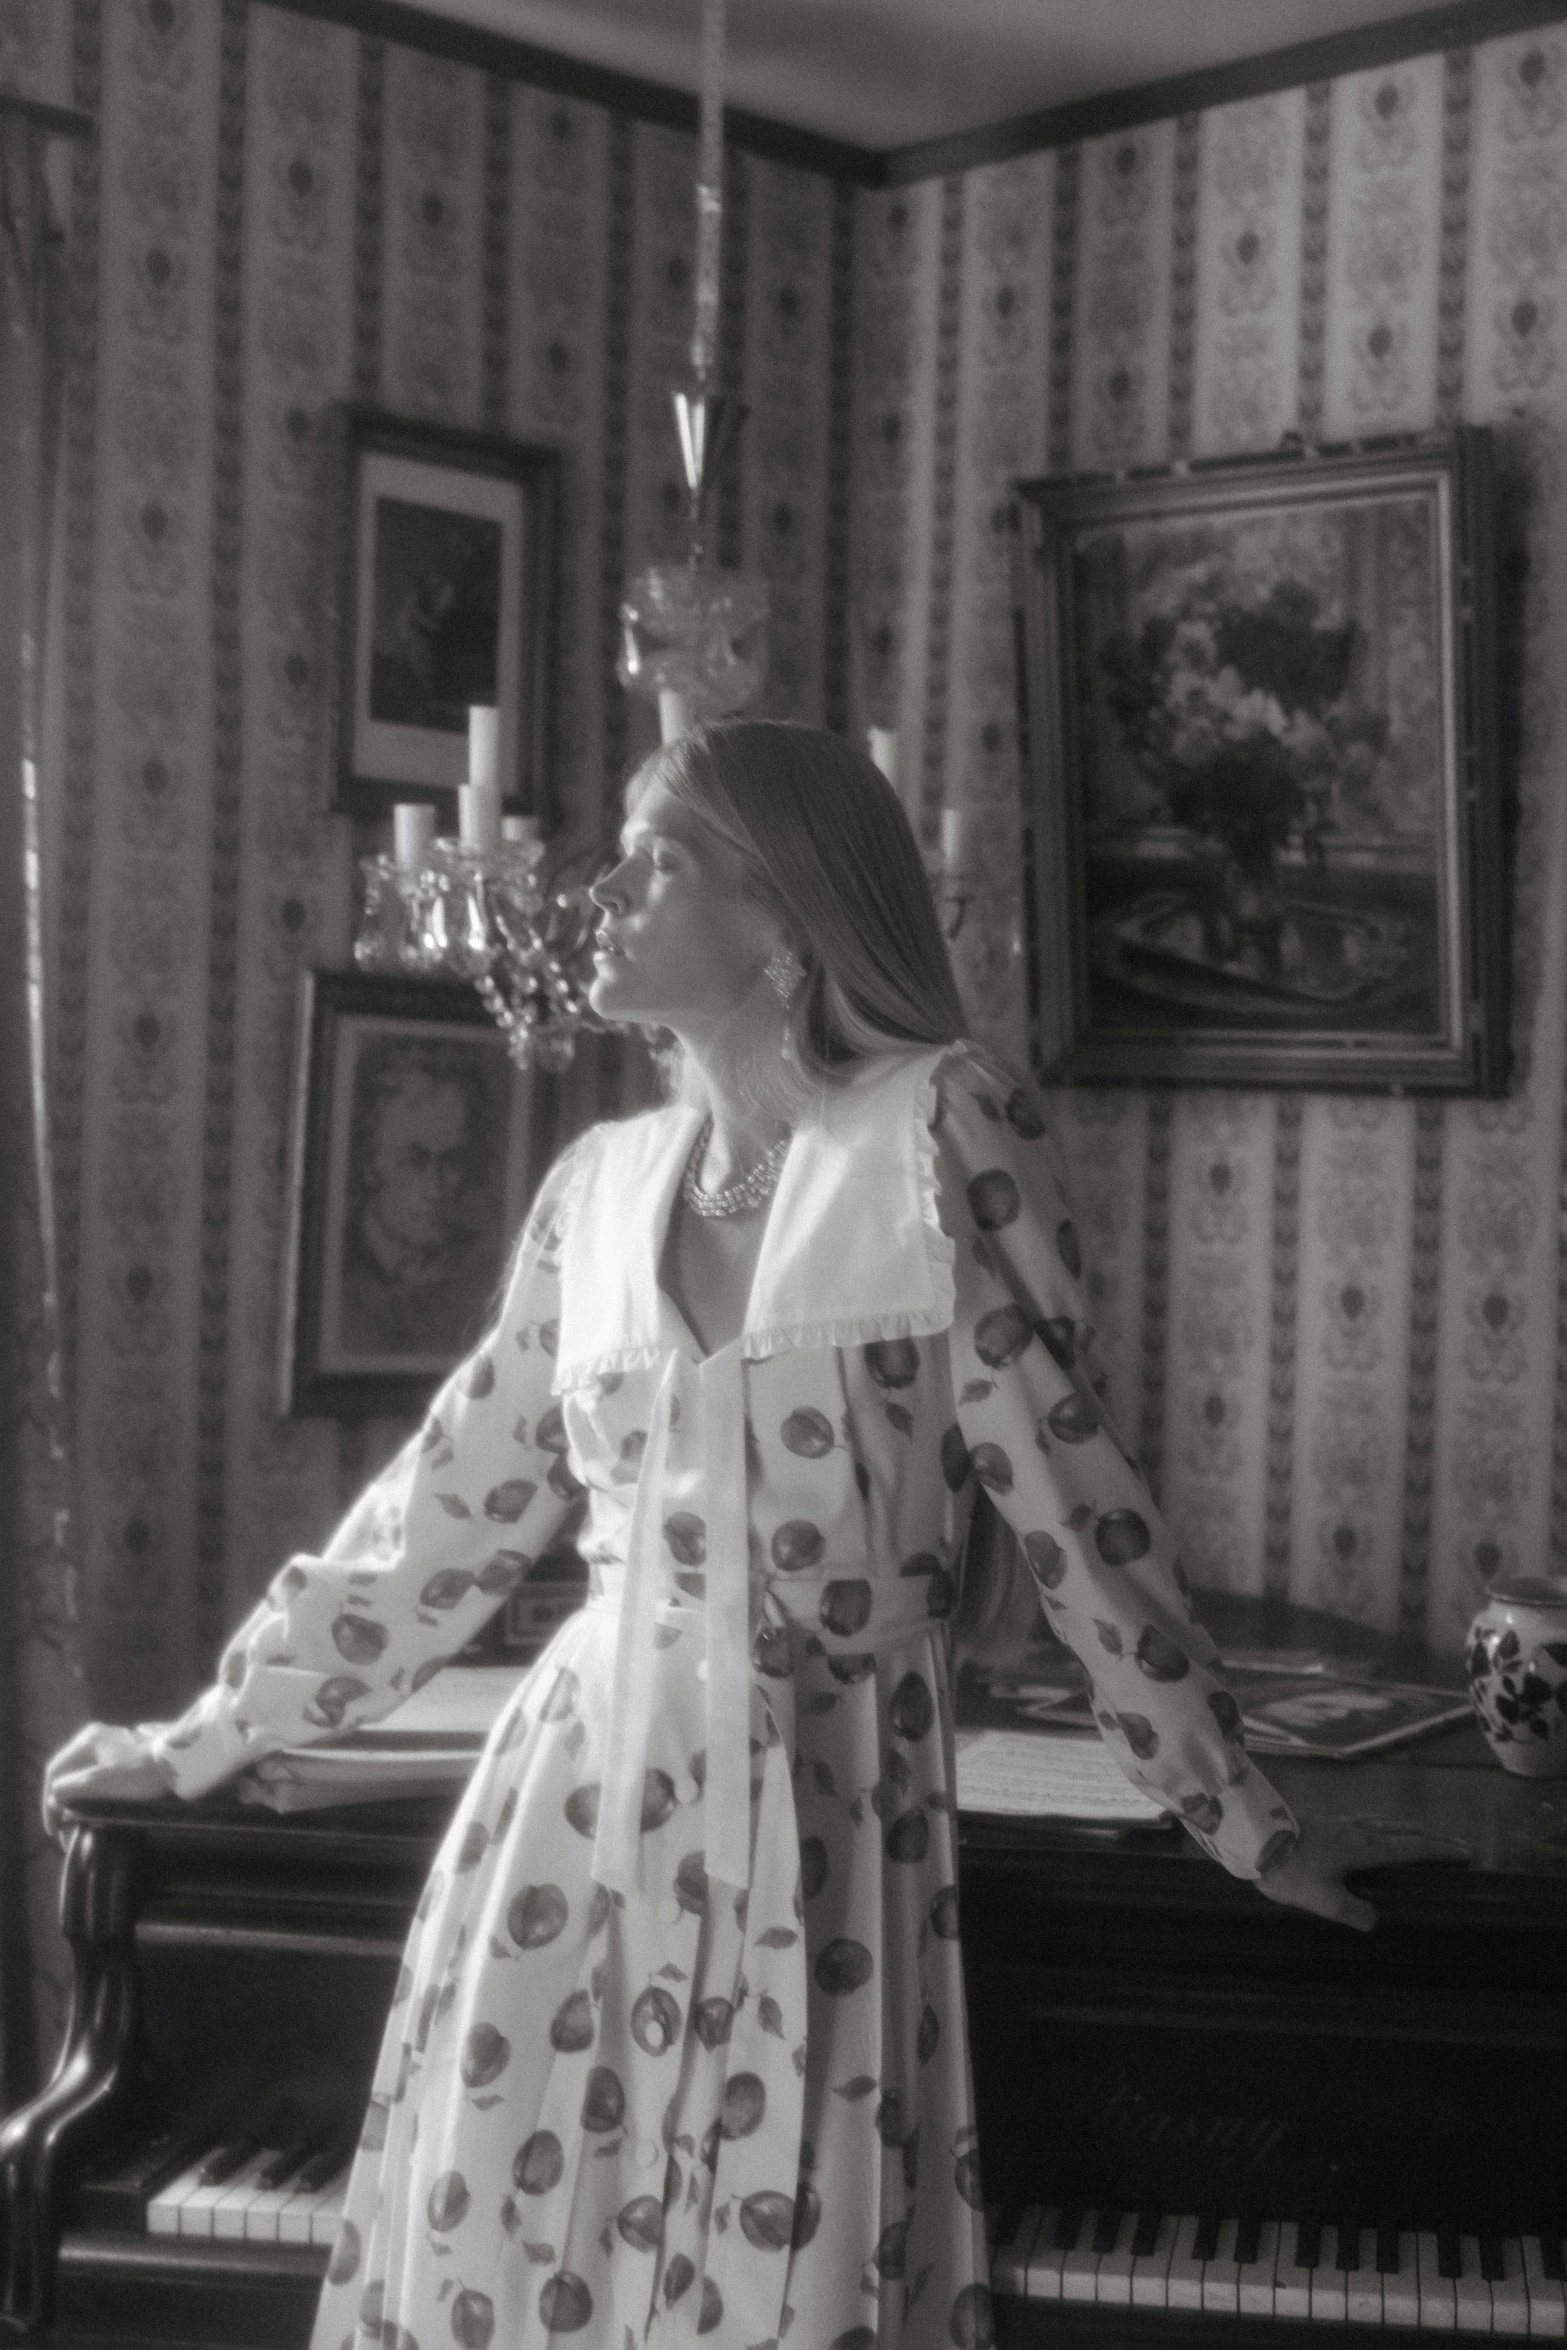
left=4, top=1614, right=1567, bottom=2350
left=988, top=2205, right=1567, bottom=2333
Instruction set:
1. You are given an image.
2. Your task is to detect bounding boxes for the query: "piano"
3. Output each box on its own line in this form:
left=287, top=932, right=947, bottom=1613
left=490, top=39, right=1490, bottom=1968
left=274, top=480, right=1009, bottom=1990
left=4, top=1591, right=1567, bottom=2350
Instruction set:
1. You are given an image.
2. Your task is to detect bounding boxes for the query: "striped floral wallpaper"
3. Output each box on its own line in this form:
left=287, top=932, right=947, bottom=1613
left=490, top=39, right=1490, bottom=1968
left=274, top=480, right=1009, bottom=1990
left=9, top=0, right=1567, bottom=2059
left=871, top=37, right=1567, bottom=1667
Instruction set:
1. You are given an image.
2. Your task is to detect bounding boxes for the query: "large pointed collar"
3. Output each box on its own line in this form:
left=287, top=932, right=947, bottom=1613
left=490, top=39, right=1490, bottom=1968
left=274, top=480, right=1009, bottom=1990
left=553, top=1044, right=957, bottom=1387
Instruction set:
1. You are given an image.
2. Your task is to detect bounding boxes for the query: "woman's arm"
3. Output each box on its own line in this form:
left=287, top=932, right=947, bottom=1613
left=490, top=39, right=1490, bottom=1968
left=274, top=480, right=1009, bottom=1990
left=934, top=1047, right=1300, bottom=1886
left=44, top=1136, right=592, bottom=1829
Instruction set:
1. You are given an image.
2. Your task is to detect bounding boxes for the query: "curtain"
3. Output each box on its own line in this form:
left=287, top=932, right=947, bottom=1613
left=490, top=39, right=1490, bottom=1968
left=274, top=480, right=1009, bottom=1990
left=0, top=96, right=79, bottom=2115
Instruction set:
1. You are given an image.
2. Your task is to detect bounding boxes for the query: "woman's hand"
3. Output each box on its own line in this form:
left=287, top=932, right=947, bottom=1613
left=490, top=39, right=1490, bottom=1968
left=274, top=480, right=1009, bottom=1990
left=1254, top=1816, right=1470, bottom=1931
left=42, top=1722, right=172, bottom=1844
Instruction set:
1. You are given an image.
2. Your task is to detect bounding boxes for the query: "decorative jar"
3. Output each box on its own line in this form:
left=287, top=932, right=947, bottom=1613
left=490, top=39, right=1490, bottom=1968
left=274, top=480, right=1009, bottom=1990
left=1465, top=1577, right=1567, bottom=1777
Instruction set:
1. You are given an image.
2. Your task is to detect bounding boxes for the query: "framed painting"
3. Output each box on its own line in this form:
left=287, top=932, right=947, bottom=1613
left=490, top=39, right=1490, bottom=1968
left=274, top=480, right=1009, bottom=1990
left=322, top=405, right=560, bottom=821
left=280, top=971, right=554, bottom=1419
left=1013, top=430, right=1507, bottom=1093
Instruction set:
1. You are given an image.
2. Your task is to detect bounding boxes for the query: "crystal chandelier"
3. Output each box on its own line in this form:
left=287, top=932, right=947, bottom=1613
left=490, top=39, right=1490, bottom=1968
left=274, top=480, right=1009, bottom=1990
left=353, top=708, right=601, bottom=1072
left=617, top=0, right=770, bottom=741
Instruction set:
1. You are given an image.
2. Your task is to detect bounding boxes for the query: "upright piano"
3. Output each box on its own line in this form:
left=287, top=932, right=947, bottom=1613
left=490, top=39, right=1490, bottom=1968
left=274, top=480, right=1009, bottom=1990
left=5, top=1597, right=1567, bottom=2350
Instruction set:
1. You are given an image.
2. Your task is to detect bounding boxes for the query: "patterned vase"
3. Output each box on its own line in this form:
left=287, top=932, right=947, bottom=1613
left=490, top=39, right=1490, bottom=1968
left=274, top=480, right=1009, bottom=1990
left=1465, top=1577, right=1567, bottom=1778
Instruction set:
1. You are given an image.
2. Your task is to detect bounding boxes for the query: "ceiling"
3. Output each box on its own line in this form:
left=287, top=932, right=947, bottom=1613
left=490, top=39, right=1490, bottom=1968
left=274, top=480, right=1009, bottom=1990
left=408, top=0, right=1459, bottom=152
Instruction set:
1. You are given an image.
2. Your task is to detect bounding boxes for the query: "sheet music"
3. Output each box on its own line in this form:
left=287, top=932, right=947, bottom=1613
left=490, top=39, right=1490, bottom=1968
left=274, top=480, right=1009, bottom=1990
left=955, top=1728, right=1171, bottom=1822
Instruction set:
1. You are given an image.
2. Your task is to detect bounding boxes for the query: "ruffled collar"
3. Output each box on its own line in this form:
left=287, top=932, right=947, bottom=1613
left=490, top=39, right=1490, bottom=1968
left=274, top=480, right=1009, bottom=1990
left=553, top=1043, right=957, bottom=1387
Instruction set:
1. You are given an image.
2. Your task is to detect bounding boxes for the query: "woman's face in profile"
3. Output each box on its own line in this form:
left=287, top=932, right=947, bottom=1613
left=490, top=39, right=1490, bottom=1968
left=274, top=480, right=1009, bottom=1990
left=588, top=774, right=775, bottom=1033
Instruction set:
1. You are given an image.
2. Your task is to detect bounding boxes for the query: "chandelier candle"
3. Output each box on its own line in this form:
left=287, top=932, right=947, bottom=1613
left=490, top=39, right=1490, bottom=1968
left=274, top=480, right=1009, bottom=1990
left=393, top=802, right=436, bottom=869
left=459, top=705, right=502, bottom=855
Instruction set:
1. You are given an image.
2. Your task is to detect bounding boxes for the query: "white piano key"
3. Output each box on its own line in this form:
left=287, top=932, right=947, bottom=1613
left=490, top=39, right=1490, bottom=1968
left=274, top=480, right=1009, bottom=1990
left=1061, top=2209, right=1104, bottom=2303
left=990, top=2207, right=1043, bottom=2298
left=1238, top=2217, right=1281, bottom=2317
left=1096, top=2210, right=1139, bottom=2307
left=1311, top=2224, right=1349, bottom=2323
left=1025, top=2208, right=1068, bottom=2302
left=146, top=2154, right=212, bottom=2240
left=1202, top=2214, right=1242, bottom=2315
left=1131, top=2210, right=1182, bottom=2310
left=1274, top=2220, right=1315, bottom=2321
left=1419, top=2232, right=1458, bottom=2330
left=1346, top=2226, right=1385, bottom=2326
left=239, top=2152, right=320, bottom=2248
left=1166, top=2213, right=1207, bottom=2313
left=1522, top=2238, right=1567, bottom=2337
left=1454, top=2236, right=1494, bottom=2335
left=211, top=2150, right=283, bottom=2241
left=1385, top=2231, right=1423, bottom=2329
left=308, top=2173, right=350, bottom=2249
left=1492, top=2240, right=1531, bottom=2337
left=277, top=2170, right=344, bottom=2247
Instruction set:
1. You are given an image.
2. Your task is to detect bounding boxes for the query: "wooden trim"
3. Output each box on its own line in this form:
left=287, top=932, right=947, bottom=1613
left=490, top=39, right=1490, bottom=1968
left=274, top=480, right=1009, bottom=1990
left=270, top=0, right=1567, bottom=189
left=883, top=0, right=1567, bottom=184
left=275, top=0, right=886, bottom=182
left=0, top=92, right=94, bottom=140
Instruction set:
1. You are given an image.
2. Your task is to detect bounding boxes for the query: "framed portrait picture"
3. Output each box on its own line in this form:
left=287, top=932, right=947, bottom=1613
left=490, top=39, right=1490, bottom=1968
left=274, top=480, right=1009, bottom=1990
left=1013, top=430, right=1507, bottom=1093
left=280, top=971, right=555, bottom=1419
left=323, top=405, right=560, bottom=821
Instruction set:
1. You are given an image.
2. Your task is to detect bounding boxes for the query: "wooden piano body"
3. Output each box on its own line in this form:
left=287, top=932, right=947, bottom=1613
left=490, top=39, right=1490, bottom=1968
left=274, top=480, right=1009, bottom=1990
left=5, top=1605, right=1567, bottom=2350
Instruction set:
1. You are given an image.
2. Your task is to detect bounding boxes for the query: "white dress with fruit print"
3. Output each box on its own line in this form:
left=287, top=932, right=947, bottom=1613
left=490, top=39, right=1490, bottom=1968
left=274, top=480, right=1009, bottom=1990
left=152, top=1040, right=1298, bottom=2350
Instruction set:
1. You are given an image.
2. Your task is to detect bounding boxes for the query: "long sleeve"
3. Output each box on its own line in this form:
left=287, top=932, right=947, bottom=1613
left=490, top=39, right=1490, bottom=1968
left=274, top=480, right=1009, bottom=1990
left=934, top=1045, right=1299, bottom=1884
left=148, top=1136, right=592, bottom=1799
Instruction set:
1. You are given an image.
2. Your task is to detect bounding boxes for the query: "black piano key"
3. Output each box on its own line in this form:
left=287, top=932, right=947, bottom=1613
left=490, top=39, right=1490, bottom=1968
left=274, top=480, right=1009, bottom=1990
left=256, top=2139, right=318, bottom=2192
left=1052, top=2207, right=1085, bottom=2253
left=1296, top=2218, right=1322, bottom=2270
left=1541, top=2234, right=1567, bottom=2284
left=1234, top=2215, right=1263, bottom=2267
left=1192, top=2212, right=1222, bottom=2263
left=1132, top=2211, right=1164, bottom=2260
left=294, top=2138, right=353, bottom=2193
left=1376, top=2225, right=1402, bottom=2274
left=1436, top=2227, right=1462, bottom=2280
left=1478, top=2234, right=1506, bottom=2282
left=196, top=2133, right=263, bottom=2189
left=1093, top=2209, right=1124, bottom=2257
left=1336, top=2222, right=1359, bottom=2272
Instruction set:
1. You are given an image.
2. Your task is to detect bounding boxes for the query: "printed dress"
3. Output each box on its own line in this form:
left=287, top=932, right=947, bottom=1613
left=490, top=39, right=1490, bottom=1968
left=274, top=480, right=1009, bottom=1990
left=151, top=1042, right=1298, bottom=2350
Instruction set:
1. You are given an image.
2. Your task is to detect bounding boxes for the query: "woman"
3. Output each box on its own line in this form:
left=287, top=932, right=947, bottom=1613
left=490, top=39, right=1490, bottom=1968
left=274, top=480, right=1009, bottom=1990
left=46, top=721, right=1414, bottom=2350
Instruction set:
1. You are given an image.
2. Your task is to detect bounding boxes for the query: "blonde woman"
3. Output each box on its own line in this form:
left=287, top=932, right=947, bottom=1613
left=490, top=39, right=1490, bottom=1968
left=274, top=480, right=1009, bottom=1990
left=46, top=721, right=1421, bottom=2350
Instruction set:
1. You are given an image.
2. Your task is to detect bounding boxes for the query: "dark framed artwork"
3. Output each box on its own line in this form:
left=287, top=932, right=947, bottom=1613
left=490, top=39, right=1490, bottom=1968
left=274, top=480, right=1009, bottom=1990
left=280, top=971, right=553, bottom=1419
left=322, top=404, right=560, bottom=821
left=1013, top=430, right=1506, bottom=1093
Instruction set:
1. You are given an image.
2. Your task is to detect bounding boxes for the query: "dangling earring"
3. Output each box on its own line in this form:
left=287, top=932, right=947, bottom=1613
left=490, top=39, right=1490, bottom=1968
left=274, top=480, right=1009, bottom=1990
left=764, top=944, right=804, bottom=1004
left=766, top=944, right=805, bottom=1070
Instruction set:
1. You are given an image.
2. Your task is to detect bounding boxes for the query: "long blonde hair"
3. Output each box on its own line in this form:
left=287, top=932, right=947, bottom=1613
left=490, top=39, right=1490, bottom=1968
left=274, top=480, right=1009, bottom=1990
left=623, top=719, right=1034, bottom=1663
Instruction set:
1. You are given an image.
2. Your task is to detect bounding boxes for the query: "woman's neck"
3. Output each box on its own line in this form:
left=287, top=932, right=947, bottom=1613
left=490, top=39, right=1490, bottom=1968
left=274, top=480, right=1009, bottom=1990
left=673, top=1015, right=796, bottom=1189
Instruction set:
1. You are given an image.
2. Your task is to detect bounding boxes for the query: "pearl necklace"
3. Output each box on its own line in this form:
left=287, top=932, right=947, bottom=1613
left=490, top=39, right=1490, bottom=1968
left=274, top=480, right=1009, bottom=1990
left=681, top=1119, right=791, bottom=1219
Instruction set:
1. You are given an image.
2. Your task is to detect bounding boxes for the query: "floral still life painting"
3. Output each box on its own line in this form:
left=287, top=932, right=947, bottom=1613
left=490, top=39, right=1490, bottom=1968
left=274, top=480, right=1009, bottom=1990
left=1015, top=435, right=1506, bottom=1092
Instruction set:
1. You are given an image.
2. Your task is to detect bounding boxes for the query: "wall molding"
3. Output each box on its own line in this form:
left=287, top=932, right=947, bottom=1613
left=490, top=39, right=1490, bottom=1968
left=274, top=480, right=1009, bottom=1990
left=279, top=0, right=1567, bottom=188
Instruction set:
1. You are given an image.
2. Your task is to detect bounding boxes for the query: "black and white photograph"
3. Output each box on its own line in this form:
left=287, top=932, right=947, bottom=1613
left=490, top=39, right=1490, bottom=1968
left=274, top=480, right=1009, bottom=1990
left=279, top=972, right=544, bottom=1417
left=325, top=405, right=559, bottom=819
left=10, top=10, right=1564, bottom=2350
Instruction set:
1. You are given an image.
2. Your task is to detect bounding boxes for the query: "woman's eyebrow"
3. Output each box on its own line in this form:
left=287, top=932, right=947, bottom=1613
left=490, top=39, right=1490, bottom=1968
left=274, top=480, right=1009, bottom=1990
left=620, top=816, right=697, bottom=853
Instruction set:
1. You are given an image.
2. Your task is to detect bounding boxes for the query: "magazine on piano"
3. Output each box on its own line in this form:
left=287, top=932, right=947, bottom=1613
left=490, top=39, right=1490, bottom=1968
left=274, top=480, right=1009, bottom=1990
left=961, top=1646, right=1473, bottom=1759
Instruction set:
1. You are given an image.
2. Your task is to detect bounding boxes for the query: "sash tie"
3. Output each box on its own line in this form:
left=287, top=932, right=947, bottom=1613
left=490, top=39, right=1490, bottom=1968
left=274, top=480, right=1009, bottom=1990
left=589, top=1348, right=755, bottom=1897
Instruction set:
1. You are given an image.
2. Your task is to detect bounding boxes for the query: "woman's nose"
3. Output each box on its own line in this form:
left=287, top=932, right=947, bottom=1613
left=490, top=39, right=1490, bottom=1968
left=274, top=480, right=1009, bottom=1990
left=590, top=858, right=629, bottom=912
